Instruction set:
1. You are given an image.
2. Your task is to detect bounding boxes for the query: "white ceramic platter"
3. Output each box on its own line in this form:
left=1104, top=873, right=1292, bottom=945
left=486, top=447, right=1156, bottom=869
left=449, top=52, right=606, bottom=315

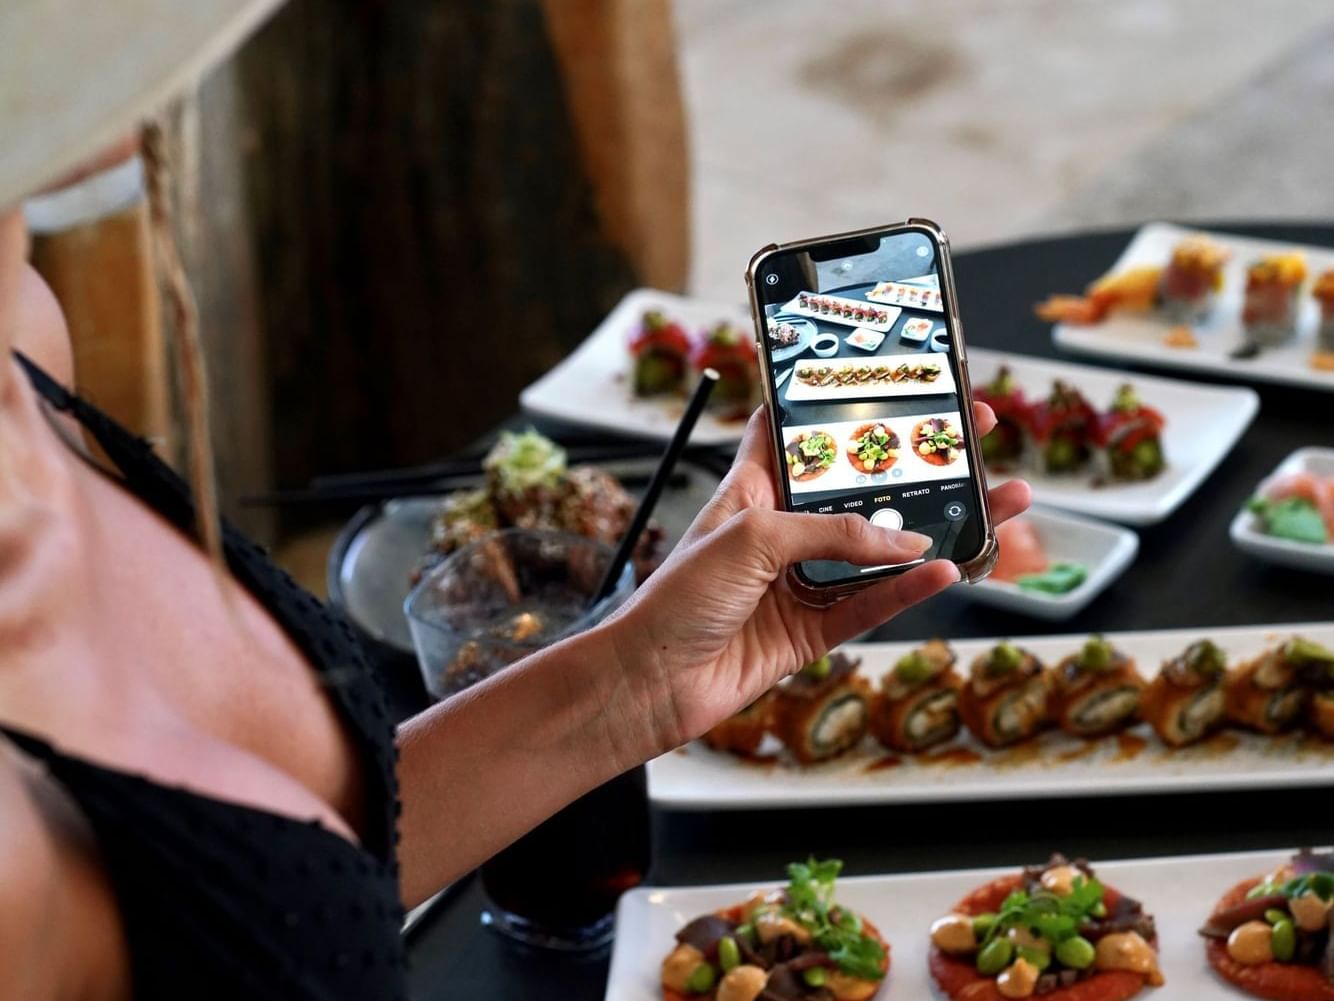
left=647, top=621, right=1334, bottom=810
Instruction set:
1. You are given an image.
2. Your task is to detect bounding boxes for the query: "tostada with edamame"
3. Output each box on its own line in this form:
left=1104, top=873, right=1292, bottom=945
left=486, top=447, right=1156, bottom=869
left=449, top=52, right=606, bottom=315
left=662, top=859, right=889, bottom=1001
left=928, top=854, right=1163, bottom=1001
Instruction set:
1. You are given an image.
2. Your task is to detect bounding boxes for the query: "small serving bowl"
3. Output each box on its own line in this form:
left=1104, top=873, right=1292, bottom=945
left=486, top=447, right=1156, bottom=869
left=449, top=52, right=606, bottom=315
left=1230, top=446, right=1334, bottom=575
left=811, top=332, right=840, bottom=358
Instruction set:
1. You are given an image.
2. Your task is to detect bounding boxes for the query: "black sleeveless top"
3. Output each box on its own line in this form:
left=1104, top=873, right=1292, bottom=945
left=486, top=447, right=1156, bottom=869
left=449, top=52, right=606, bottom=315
left=1, top=353, right=408, bottom=999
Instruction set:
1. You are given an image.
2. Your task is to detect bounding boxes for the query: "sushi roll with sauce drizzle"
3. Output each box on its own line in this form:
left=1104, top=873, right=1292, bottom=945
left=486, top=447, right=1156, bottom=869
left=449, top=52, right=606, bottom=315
left=1097, top=385, right=1166, bottom=483
left=1049, top=636, right=1145, bottom=738
left=1285, top=637, right=1334, bottom=739
left=661, top=858, right=890, bottom=1001
left=631, top=310, right=693, bottom=397
left=958, top=642, right=1050, bottom=748
left=1028, top=382, right=1098, bottom=475
left=1313, top=269, right=1334, bottom=353
left=702, top=691, right=775, bottom=758
left=1197, top=848, right=1334, bottom=1001
left=929, top=854, right=1163, bottom=1001
left=868, top=640, right=961, bottom=753
left=1242, top=254, right=1307, bottom=348
left=1139, top=640, right=1228, bottom=747
left=974, top=367, right=1030, bottom=466
left=1225, top=638, right=1312, bottom=735
left=1158, top=236, right=1230, bottom=322
left=772, top=654, right=871, bottom=764
left=693, top=322, right=757, bottom=414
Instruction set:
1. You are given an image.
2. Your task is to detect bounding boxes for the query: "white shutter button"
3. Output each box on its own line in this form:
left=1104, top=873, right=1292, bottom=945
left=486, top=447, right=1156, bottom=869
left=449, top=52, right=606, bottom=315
left=869, top=508, right=903, bottom=530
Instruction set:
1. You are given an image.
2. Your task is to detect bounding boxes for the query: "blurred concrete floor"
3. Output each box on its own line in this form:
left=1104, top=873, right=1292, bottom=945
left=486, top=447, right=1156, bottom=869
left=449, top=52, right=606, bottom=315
left=675, top=0, right=1334, bottom=301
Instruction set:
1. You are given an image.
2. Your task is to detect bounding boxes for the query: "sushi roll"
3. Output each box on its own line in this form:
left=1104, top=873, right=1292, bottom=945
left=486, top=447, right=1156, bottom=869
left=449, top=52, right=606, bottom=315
left=1225, top=639, right=1311, bottom=735
left=630, top=310, right=693, bottom=397
left=973, top=367, right=1029, bottom=466
left=1097, top=385, right=1166, bottom=482
left=1027, top=381, right=1098, bottom=475
left=1158, top=236, right=1229, bottom=321
left=1048, top=636, right=1145, bottom=737
left=701, top=691, right=775, bottom=757
left=692, top=322, right=757, bottom=412
left=1241, top=253, right=1307, bottom=348
left=1139, top=640, right=1228, bottom=747
left=1284, top=636, right=1334, bottom=739
left=1313, top=269, right=1334, bottom=353
left=772, top=653, right=871, bottom=764
left=957, top=642, right=1050, bottom=748
left=868, top=640, right=961, bottom=753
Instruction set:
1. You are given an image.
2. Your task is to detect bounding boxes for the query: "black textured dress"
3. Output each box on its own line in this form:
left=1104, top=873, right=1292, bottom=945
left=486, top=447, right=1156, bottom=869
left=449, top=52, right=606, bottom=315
left=1, top=353, right=409, bottom=999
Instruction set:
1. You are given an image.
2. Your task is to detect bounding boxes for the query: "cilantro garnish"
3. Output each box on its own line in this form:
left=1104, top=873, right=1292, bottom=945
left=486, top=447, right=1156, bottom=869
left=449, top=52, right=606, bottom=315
left=979, top=875, right=1106, bottom=948
left=784, top=858, right=886, bottom=981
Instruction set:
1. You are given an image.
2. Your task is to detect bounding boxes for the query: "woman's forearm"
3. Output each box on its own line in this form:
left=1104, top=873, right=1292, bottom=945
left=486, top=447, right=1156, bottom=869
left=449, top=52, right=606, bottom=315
left=394, top=618, right=660, bottom=908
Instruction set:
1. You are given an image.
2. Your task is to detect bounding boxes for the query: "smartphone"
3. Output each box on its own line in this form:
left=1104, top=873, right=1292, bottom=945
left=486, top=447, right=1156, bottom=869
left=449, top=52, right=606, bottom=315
left=745, top=219, right=996, bottom=601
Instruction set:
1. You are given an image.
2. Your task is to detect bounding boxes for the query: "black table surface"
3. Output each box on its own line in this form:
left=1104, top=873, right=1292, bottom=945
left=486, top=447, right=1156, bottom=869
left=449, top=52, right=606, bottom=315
left=405, top=222, right=1334, bottom=1001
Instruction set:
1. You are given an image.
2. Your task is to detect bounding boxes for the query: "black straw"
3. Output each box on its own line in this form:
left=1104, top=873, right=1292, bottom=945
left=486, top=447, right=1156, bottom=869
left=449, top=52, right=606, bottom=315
left=590, top=369, right=720, bottom=604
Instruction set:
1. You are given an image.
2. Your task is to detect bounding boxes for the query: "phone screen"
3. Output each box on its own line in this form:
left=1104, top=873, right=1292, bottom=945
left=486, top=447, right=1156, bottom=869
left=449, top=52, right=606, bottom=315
left=752, top=225, right=987, bottom=588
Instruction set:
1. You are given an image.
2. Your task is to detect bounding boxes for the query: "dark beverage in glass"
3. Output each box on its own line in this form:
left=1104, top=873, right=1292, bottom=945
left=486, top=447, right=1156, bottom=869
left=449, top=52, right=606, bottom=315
left=480, top=764, right=651, bottom=949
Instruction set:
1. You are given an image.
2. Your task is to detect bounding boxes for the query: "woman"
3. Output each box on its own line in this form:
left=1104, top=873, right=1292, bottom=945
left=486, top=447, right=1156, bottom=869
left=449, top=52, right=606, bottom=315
left=0, top=4, right=1029, bottom=999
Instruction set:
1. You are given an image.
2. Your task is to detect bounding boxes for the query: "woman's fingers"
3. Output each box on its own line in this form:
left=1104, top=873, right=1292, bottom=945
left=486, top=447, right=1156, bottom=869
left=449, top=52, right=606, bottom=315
left=817, top=559, right=961, bottom=651
left=972, top=400, right=996, bottom=438
left=988, top=478, right=1031, bottom=526
left=724, top=508, right=932, bottom=577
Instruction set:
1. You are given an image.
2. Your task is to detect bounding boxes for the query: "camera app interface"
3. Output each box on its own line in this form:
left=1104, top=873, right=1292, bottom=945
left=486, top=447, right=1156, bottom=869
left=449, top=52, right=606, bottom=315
left=755, top=228, right=983, bottom=584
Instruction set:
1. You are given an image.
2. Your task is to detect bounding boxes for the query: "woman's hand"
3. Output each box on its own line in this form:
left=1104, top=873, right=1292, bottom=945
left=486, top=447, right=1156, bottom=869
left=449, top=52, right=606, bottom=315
left=606, top=403, right=1031, bottom=755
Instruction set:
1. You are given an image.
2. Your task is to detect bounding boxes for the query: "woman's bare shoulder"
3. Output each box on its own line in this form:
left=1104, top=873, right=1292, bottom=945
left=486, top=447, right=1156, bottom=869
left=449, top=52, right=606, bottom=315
left=0, top=740, right=127, bottom=1001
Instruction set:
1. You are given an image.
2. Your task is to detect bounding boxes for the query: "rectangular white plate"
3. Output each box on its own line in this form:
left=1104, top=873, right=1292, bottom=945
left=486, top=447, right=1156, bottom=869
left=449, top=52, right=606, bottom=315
left=967, top=347, right=1258, bottom=525
left=606, top=848, right=1316, bottom=1001
left=1230, top=446, right=1334, bottom=575
left=868, top=279, right=945, bottom=312
left=1051, top=222, right=1334, bottom=390
left=519, top=288, right=753, bottom=445
left=960, top=505, right=1139, bottom=621
left=646, top=621, right=1334, bottom=810
left=783, top=293, right=900, bottom=332
left=784, top=412, right=969, bottom=495
left=783, top=356, right=956, bottom=403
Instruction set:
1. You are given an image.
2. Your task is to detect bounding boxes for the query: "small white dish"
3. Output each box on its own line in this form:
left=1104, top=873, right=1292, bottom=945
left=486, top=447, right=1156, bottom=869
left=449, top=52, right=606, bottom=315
left=811, top=332, right=840, bottom=357
left=845, top=326, right=886, bottom=352
left=930, top=327, right=950, bottom=352
left=899, top=317, right=932, bottom=344
left=960, top=505, right=1138, bottom=620
left=1229, top=446, right=1334, bottom=574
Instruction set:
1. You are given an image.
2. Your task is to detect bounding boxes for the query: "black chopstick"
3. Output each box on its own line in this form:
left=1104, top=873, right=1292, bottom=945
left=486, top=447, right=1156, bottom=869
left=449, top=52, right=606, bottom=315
left=590, top=370, right=719, bottom=604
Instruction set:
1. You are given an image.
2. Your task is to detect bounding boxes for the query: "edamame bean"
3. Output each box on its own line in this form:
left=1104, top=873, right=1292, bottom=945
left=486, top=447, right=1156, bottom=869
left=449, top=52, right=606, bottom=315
left=972, top=913, right=998, bottom=938
left=686, top=964, right=716, bottom=994
left=977, top=938, right=1014, bottom=976
left=718, top=936, right=741, bottom=972
left=1270, top=919, right=1296, bottom=963
left=1263, top=909, right=1287, bottom=926
left=735, top=923, right=755, bottom=945
left=1018, top=946, right=1051, bottom=972
left=802, top=967, right=829, bottom=988
left=1090, top=901, right=1107, bottom=918
left=1054, top=936, right=1095, bottom=970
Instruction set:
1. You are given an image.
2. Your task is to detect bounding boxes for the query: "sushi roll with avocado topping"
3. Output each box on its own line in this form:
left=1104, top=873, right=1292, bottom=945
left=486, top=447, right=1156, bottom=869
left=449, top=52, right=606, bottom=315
left=661, top=858, right=890, bottom=1001
left=1242, top=253, right=1307, bottom=348
left=930, top=854, right=1163, bottom=1001
left=1048, top=636, right=1145, bottom=738
left=869, top=640, right=961, bottom=753
left=772, top=654, right=871, bottom=764
left=1139, top=640, right=1228, bottom=747
left=974, top=367, right=1030, bottom=466
left=957, top=642, right=1050, bottom=748
left=1197, top=849, right=1334, bottom=1000
left=1158, top=236, right=1229, bottom=322
left=702, top=691, right=776, bottom=758
left=1028, top=382, right=1098, bottom=475
left=1225, top=639, right=1313, bottom=735
left=630, top=310, right=693, bottom=397
left=1098, top=385, right=1166, bottom=483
